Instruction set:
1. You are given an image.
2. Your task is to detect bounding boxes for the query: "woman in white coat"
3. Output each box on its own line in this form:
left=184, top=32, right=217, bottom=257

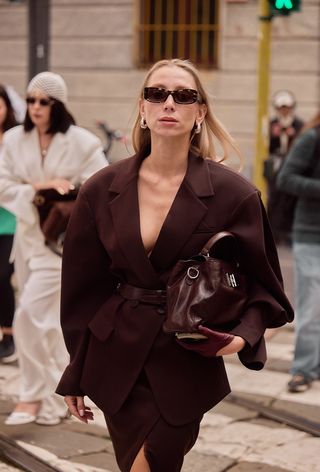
left=0, top=71, right=107, bottom=425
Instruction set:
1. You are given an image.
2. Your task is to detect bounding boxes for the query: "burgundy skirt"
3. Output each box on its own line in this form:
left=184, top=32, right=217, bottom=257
left=104, top=370, right=201, bottom=472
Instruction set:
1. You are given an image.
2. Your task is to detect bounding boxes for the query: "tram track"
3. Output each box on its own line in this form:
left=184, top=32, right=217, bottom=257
left=0, top=327, right=317, bottom=470
left=0, top=433, right=63, bottom=472
left=1, top=392, right=319, bottom=472
left=225, top=393, right=320, bottom=437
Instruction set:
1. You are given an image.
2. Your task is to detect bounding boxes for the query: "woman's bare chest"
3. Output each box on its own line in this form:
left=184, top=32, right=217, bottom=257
left=138, top=180, right=180, bottom=255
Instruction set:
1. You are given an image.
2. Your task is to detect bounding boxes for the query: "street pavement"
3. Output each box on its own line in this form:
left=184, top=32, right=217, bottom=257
left=0, top=245, right=319, bottom=472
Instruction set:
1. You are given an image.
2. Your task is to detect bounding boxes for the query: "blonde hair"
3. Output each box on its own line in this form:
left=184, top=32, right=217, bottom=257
left=132, top=59, right=242, bottom=166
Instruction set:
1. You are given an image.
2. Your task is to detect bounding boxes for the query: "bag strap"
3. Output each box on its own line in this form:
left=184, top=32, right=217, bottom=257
left=200, top=231, right=236, bottom=256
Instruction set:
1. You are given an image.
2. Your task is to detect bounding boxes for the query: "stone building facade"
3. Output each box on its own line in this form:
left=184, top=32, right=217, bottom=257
left=0, top=0, right=319, bottom=173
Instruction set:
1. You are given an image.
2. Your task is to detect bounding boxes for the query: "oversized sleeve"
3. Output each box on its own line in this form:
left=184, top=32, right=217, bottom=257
left=77, top=131, right=107, bottom=183
left=0, top=140, right=37, bottom=224
left=276, top=129, right=320, bottom=198
left=227, top=191, right=294, bottom=370
left=56, top=189, right=117, bottom=396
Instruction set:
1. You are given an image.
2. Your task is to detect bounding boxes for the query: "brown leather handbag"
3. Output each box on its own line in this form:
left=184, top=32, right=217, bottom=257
left=163, top=231, right=248, bottom=336
left=33, top=187, right=79, bottom=256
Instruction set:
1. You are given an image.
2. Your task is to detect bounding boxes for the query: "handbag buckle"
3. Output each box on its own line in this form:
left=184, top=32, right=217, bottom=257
left=187, top=267, right=200, bottom=279
left=33, top=194, right=46, bottom=206
left=226, top=273, right=238, bottom=288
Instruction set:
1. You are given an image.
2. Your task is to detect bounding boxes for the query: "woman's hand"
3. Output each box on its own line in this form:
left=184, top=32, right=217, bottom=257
left=176, top=325, right=246, bottom=358
left=215, top=334, right=246, bottom=356
left=33, top=179, right=75, bottom=194
left=64, top=395, right=94, bottom=424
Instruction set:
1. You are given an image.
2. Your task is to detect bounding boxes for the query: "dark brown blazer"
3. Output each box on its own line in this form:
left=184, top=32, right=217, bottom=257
left=56, top=153, right=293, bottom=426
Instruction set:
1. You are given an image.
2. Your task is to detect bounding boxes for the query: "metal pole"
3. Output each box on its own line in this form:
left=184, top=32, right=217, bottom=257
left=28, top=0, right=50, bottom=81
left=253, top=0, right=272, bottom=203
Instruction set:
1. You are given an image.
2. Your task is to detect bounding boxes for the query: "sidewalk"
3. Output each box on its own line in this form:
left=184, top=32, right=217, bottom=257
left=1, top=326, right=320, bottom=472
left=1, top=246, right=320, bottom=472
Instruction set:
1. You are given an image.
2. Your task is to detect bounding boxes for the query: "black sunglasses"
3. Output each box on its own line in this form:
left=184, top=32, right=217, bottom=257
left=144, top=87, right=201, bottom=105
left=26, top=97, right=53, bottom=107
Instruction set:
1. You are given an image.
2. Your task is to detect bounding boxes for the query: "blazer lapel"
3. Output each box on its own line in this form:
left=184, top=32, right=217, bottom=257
left=150, top=154, right=215, bottom=270
left=108, top=153, right=215, bottom=280
left=108, top=154, right=160, bottom=285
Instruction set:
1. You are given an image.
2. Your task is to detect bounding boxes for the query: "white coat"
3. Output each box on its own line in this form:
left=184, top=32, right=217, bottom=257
left=0, top=124, right=107, bottom=265
left=0, top=124, right=107, bottom=419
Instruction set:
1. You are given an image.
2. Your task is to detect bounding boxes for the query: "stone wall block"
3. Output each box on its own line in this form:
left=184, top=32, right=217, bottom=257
left=213, top=104, right=256, bottom=134
left=271, top=75, right=320, bottom=103
left=51, top=6, right=133, bottom=37
left=0, top=72, right=27, bottom=96
left=224, top=6, right=259, bottom=37
left=52, top=0, right=131, bottom=4
left=61, top=71, right=144, bottom=98
left=51, top=39, right=133, bottom=68
left=68, top=101, right=137, bottom=130
left=294, top=105, right=320, bottom=122
left=272, top=7, right=320, bottom=37
left=0, top=41, right=27, bottom=68
left=225, top=5, right=319, bottom=39
left=223, top=41, right=258, bottom=71
left=0, top=8, right=27, bottom=36
left=202, top=72, right=257, bottom=101
left=271, top=41, right=320, bottom=72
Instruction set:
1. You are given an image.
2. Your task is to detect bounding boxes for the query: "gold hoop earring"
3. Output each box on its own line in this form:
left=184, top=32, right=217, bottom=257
left=140, top=117, right=148, bottom=129
left=194, top=121, right=201, bottom=134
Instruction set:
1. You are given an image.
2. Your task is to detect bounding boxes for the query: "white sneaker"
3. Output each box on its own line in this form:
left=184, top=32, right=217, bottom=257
left=35, top=414, right=61, bottom=426
left=5, top=411, right=36, bottom=425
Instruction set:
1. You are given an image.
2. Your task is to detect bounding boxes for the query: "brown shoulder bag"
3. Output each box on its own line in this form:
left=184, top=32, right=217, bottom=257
left=33, top=187, right=79, bottom=256
left=163, top=231, right=248, bottom=335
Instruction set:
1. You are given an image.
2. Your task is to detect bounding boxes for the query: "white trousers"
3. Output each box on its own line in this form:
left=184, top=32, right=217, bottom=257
left=13, top=245, right=68, bottom=417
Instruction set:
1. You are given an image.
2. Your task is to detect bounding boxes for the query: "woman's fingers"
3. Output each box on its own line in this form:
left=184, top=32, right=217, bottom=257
left=55, top=180, right=75, bottom=194
left=48, top=179, right=75, bottom=194
left=34, top=179, right=75, bottom=193
left=64, top=395, right=81, bottom=418
left=76, top=397, right=94, bottom=422
left=64, top=396, right=94, bottom=423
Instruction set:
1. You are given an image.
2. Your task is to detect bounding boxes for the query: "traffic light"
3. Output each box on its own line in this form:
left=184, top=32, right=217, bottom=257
left=269, top=0, right=301, bottom=15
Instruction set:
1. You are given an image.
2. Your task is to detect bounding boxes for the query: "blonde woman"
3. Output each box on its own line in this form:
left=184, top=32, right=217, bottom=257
left=57, top=59, right=293, bottom=471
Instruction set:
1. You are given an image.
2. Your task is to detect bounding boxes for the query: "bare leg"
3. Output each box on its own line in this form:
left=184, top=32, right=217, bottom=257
left=13, top=400, right=41, bottom=415
left=130, top=445, right=150, bottom=472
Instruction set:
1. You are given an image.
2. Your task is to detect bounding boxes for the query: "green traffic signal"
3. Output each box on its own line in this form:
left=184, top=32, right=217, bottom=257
left=269, top=0, right=301, bottom=15
left=275, top=0, right=293, bottom=8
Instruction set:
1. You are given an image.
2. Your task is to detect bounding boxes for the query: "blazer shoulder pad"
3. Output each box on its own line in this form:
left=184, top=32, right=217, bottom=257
left=206, top=159, right=258, bottom=196
left=67, top=125, right=101, bottom=145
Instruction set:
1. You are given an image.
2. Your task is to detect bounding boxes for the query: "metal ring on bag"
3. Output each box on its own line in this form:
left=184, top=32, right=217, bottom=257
left=33, top=194, right=45, bottom=206
left=57, top=232, right=65, bottom=249
left=187, top=267, right=200, bottom=279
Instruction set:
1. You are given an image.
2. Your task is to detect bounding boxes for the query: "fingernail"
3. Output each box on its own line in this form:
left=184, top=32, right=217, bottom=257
left=69, top=184, right=75, bottom=190
left=79, top=409, right=84, bottom=417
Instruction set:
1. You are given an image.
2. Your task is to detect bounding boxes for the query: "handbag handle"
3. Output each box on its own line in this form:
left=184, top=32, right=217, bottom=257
left=200, top=231, right=237, bottom=257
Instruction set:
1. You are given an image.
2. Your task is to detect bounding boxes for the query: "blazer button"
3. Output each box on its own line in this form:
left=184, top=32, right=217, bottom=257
left=156, top=306, right=166, bottom=315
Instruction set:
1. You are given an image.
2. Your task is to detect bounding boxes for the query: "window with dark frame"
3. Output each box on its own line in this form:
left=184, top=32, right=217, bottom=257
left=137, top=0, right=219, bottom=68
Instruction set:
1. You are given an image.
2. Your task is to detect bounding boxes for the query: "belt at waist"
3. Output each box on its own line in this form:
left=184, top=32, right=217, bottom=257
left=117, top=283, right=167, bottom=305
